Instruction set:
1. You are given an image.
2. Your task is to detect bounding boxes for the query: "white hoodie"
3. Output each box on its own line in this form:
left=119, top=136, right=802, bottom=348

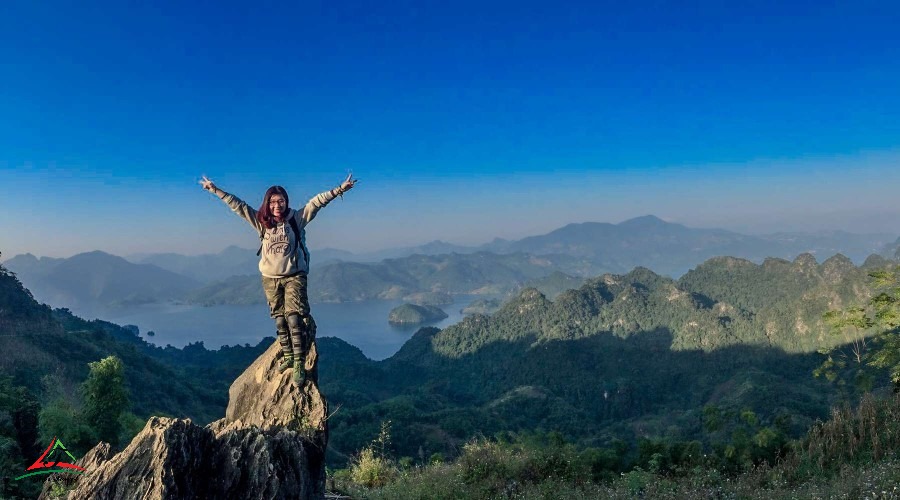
left=220, top=189, right=338, bottom=277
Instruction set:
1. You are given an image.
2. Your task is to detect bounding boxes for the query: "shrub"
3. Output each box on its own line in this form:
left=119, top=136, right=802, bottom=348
left=349, top=447, right=398, bottom=488
left=800, top=392, right=900, bottom=474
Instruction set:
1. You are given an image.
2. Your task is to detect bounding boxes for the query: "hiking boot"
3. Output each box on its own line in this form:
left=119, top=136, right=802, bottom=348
left=293, top=358, right=307, bottom=386
left=278, top=355, right=293, bottom=373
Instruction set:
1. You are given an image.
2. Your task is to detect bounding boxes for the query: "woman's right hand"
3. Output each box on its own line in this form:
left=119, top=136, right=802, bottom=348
left=199, top=175, right=217, bottom=192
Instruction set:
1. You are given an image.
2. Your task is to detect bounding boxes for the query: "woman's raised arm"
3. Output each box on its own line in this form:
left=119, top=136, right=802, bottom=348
left=298, top=173, right=359, bottom=224
left=199, top=175, right=263, bottom=233
left=199, top=175, right=227, bottom=199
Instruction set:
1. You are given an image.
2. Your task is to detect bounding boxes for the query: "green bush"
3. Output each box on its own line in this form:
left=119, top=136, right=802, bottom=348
left=350, top=447, right=398, bottom=488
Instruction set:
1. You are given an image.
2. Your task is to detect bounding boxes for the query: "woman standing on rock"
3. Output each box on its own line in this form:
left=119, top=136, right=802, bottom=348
left=199, top=174, right=357, bottom=385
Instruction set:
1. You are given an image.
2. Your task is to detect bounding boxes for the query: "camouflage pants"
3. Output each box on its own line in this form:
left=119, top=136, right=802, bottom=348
left=264, top=273, right=315, bottom=365
left=262, top=273, right=310, bottom=319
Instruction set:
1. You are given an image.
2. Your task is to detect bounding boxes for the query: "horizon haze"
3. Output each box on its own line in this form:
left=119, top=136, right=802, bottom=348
left=3, top=212, right=899, bottom=262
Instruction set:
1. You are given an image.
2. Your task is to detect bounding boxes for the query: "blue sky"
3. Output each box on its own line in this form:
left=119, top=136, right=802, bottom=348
left=2, top=1, right=899, bottom=258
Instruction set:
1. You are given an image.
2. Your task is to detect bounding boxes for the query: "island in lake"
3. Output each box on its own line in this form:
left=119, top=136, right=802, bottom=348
left=388, top=303, right=449, bottom=325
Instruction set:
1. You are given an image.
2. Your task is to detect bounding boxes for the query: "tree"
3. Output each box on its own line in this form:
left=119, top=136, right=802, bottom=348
left=867, top=267, right=900, bottom=388
left=81, top=356, right=130, bottom=445
left=815, top=265, right=900, bottom=391
left=815, top=306, right=875, bottom=390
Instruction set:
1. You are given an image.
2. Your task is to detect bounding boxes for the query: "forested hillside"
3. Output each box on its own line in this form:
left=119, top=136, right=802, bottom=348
left=0, top=259, right=267, bottom=474
left=320, top=253, right=892, bottom=468
left=331, top=259, right=900, bottom=498
left=0, top=264, right=263, bottom=423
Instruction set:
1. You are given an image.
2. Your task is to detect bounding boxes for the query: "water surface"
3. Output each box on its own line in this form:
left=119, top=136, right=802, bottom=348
left=98, top=296, right=479, bottom=361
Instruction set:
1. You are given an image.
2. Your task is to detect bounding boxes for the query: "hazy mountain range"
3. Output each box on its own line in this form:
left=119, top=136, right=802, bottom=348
left=3, top=216, right=897, bottom=315
left=128, top=215, right=900, bottom=276
left=3, top=251, right=199, bottom=314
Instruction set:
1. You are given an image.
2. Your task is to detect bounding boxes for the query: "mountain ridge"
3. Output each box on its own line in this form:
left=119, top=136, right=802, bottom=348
left=6, top=217, right=896, bottom=312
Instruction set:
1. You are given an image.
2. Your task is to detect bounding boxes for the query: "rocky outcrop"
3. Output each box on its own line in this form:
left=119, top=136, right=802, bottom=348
left=41, top=335, right=328, bottom=499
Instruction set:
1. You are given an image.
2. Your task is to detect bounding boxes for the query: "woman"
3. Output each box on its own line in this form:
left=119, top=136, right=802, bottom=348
left=199, top=174, right=357, bottom=385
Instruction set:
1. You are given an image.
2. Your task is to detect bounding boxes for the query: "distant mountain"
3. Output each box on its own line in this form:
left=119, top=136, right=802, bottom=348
left=128, top=245, right=362, bottom=276
left=882, top=236, right=900, bottom=260
left=4, top=251, right=200, bottom=317
left=10, top=216, right=895, bottom=311
left=759, top=229, right=898, bottom=263
left=358, top=240, right=481, bottom=261
left=480, top=215, right=895, bottom=277
left=179, top=273, right=263, bottom=306
left=309, top=240, right=481, bottom=263
left=180, top=218, right=896, bottom=307
left=417, top=252, right=873, bottom=356
left=184, top=251, right=578, bottom=305
left=127, top=245, right=259, bottom=284
left=313, top=247, right=361, bottom=265
left=2, top=253, right=65, bottom=279
left=305, top=216, right=895, bottom=276
left=121, top=215, right=896, bottom=282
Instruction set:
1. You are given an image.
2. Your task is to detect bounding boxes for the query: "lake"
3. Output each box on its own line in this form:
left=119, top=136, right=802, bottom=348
left=96, top=296, right=480, bottom=361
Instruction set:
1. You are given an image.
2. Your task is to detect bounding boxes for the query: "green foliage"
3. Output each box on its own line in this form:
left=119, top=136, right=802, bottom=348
left=343, top=394, right=900, bottom=499
left=702, top=404, right=722, bottom=432
left=799, top=393, right=900, bottom=474
left=0, top=258, right=262, bottom=498
left=817, top=265, right=900, bottom=390
left=118, top=411, right=147, bottom=445
left=623, top=467, right=653, bottom=496
left=0, top=375, right=42, bottom=499
left=36, top=356, right=138, bottom=454
left=348, top=421, right=399, bottom=488
left=349, top=448, right=398, bottom=489
left=866, top=267, right=900, bottom=386
left=0, top=263, right=260, bottom=426
left=636, top=438, right=704, bottom=474
left=461, top=298, right=502, bottom=315
left=816, top=306, right=876, bottom=390
left=49, top=308, right=267, bottom=425
left=46, top=479, right=72, bottom=499
left=38, top=397, right=95, bottom=454
left=81, top=356, right=129, bottom=445
left=324, top=256, right=875, bottom=468
left=361, top=433, right=618, bottom=499
left=520, top=271, right=587, bottom=300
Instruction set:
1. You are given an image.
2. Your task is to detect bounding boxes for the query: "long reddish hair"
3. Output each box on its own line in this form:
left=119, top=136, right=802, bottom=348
left=256, top=185, right=290, bottom=229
